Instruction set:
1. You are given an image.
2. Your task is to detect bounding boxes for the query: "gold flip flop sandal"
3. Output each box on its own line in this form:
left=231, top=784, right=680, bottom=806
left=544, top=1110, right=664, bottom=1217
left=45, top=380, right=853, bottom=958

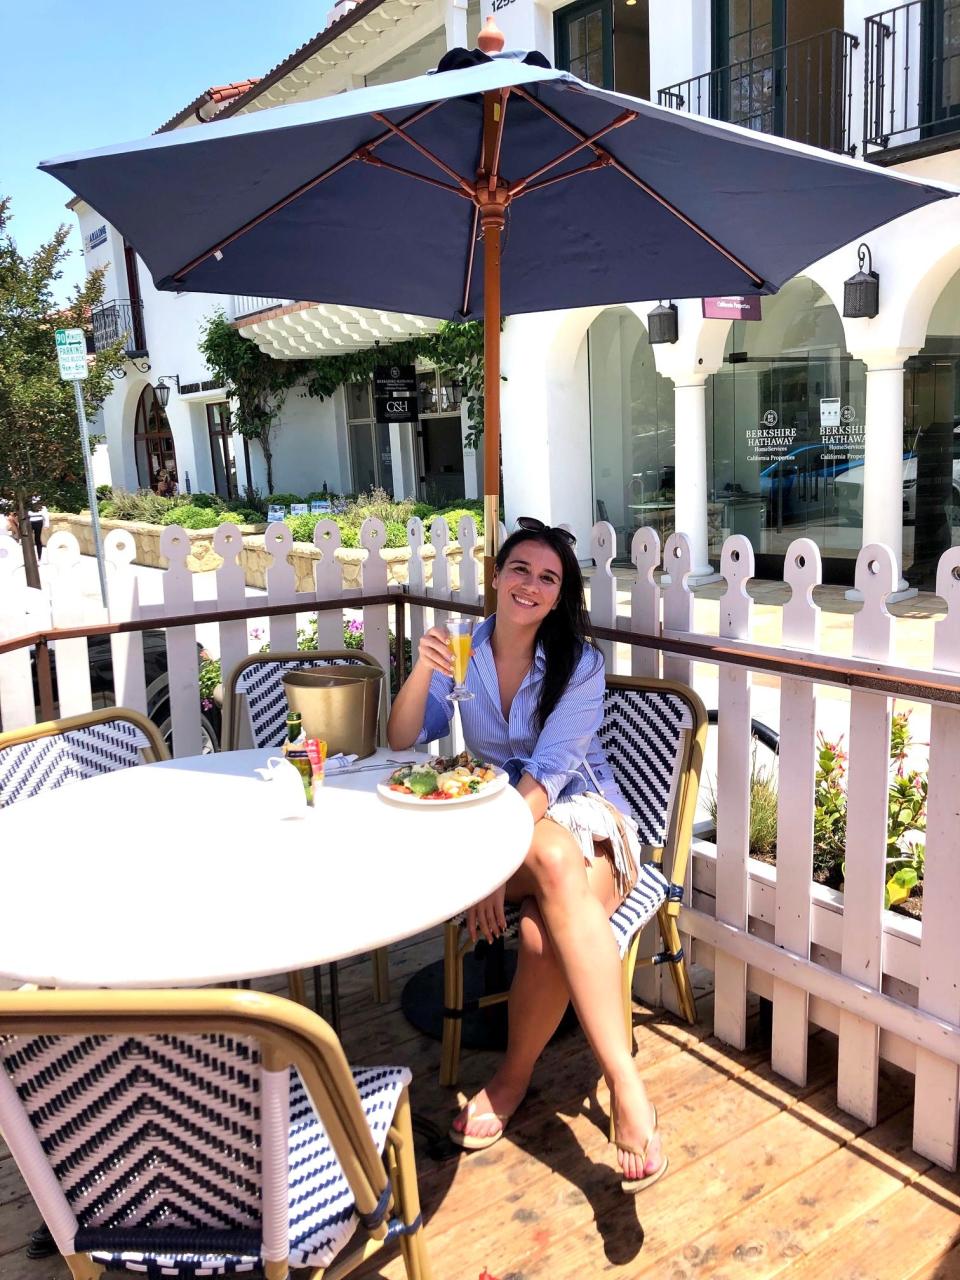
left=614, top=1104, right=668, bottom=1194
left=448, top=1099, right=514, bottom=1152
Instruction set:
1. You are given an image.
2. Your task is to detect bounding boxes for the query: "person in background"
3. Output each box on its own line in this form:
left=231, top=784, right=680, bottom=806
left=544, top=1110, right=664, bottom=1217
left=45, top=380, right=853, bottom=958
left=4, top=509, right=20, bottom=541
left=156, top=471, right=176, bottom=498
left=27, top=497, right=49, bottom=560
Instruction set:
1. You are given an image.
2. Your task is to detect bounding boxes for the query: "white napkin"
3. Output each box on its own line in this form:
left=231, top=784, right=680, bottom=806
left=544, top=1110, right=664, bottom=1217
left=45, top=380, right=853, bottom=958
left=255, top=756, right=308, bottom=819
left=324, top=753, right=359, bottom=773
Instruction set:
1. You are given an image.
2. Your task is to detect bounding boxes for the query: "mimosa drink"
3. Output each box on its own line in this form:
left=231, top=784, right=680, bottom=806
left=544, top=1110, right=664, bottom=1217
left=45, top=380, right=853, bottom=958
left=449, top=631, right=472, bottom=685
left=445, top=617, right=476, bottom=702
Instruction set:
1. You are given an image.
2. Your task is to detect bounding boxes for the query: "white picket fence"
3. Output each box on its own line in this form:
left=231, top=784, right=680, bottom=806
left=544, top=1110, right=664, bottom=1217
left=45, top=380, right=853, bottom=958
left=1, top=515, right=960, bottom=1170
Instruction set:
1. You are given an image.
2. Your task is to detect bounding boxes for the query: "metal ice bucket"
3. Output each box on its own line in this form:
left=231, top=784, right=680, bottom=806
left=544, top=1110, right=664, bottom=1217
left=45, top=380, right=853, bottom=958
left=281, top=666, right=383, bottom=759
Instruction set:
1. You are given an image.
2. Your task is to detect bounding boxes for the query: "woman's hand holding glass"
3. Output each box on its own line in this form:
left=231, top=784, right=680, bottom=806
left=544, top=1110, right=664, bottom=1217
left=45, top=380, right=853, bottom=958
left=416, top=626, right=456, bottom=677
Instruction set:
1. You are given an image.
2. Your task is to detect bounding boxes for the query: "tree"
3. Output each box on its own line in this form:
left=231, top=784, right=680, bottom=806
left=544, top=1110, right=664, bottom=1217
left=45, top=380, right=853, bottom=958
left=0, top=196, right=124, bottom=588
left=199, top=312, right=300, bottom=496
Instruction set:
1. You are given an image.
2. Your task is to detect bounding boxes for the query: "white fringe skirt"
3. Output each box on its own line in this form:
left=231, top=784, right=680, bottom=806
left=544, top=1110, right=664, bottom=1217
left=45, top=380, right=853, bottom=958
left=545, top=791, right=642, bottom=899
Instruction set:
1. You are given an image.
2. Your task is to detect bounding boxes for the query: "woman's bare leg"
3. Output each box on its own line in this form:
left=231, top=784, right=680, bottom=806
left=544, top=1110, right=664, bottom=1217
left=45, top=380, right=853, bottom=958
left=451, top=899, right=569, bottom=1141
left=512, top=820, right=661, bottom=1182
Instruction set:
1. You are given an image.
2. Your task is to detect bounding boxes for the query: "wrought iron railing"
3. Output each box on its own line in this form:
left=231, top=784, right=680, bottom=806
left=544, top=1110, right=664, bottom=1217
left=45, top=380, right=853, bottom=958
left=658, top=28, right=859, bottom=156
left=90, top=298, right=147, bottom=358
left=864, top=0, right=960, bottom=154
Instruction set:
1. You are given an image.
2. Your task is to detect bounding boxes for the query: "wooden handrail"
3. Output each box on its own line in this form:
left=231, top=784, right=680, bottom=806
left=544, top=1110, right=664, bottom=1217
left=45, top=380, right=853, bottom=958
left=5, top=592, right=960, bottom=713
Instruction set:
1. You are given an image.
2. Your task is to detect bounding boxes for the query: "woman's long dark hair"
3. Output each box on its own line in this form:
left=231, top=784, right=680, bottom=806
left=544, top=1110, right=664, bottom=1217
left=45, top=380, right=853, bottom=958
left=494, top=529, right=595, bottom=730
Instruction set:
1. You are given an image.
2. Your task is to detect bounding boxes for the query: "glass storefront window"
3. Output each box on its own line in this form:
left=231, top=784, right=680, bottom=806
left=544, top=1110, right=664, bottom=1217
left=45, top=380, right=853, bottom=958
left=347, top=378, right=394, bottom=497
left=706, top=278, right=866, bottom=582
left=588, top=308, right=675, bottom=560
left=903, top=264, right=960, bottom=587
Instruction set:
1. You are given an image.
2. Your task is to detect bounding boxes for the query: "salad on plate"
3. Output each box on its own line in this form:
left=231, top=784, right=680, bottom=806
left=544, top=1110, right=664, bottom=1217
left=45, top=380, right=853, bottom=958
left=383, top=752, right=502, bottom=801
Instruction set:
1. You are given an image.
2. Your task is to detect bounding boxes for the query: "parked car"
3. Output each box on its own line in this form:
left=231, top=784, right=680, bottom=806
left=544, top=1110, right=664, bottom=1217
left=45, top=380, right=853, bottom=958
left=29, top=630, right=222, bottom=754
left=758, top=442, right=858, bottom=525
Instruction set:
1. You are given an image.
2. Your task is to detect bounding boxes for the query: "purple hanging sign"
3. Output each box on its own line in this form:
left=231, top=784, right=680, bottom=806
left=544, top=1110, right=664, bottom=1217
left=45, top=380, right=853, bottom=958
left=702, top=295, right=763, bottom=320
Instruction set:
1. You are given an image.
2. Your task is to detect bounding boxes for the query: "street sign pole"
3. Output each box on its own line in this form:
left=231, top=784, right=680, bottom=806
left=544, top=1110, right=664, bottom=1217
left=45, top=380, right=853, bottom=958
left=71, top=379, right=109, bottom=610
left=55, top=327, right=109, bottom=610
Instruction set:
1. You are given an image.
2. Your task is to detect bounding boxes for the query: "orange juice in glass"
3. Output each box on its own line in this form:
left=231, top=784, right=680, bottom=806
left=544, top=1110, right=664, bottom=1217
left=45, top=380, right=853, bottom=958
left=445, top=618, right=475, bottom=702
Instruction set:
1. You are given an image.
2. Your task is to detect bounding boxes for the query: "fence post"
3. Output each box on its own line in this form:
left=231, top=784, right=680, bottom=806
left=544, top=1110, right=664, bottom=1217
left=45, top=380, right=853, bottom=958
left=913, top=546, right=960, bottom=1168
left=772, top=537, right=821, bottom=1085
left=837, top=543, right=895, bottom=1125
left=629, top=527, right=661, bottom=679
left=590, top=520, right=617, bottom=670
left=45, top=531, right=92, bottom=719
left=359, top=520, right=392, bottom=724
left=105, top=528, right=147, bottom=717
left=264, top=522, right=298, bottom=653
left=713, top=534, right=754, bottom=1050
left=406, top=518, right=428, bottom=662
left=0, top=535, right=42, bottom=731
left=458, top=516, right=481, bottom=608
left=213, top=523, right=249, bottom=702
left=159, top=526, right=202, bottom=759
left=662, top=532, right=694, bottom=686
left=313, top=520, right=345, bottom=649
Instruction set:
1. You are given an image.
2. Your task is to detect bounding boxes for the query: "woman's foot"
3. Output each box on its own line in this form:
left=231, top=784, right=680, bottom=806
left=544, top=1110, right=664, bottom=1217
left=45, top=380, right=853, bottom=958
left=609, top=1069, right=666, bottom=1189
left=449, top=1073, right=528, bottom=1150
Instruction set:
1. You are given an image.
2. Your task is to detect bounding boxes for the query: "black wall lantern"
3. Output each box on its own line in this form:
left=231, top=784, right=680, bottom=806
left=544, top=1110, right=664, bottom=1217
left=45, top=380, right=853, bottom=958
left=843, top=243, right=880, bottom=319
left=154, top=375, right=180, bottom=409
left=647, top=300, right=679, bottom=345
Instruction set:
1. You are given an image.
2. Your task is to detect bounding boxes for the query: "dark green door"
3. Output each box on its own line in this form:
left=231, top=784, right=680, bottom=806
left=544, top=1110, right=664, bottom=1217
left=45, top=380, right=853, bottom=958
left=555, top=0, right=614, bottom=90
left=713, top=0, right=786, bottom=134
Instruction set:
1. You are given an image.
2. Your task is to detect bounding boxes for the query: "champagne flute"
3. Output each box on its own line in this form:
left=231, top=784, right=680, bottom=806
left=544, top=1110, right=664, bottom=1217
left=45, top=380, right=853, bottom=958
left=445, top=617, right=475, bottom=702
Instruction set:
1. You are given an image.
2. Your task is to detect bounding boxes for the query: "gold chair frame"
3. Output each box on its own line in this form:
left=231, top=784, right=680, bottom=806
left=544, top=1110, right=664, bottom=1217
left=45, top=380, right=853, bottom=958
left=439, top=675, right=707, bottom=1094
left=0, top=986, right=432, bottom=1280
left=0, top=707, right=170, bottom=765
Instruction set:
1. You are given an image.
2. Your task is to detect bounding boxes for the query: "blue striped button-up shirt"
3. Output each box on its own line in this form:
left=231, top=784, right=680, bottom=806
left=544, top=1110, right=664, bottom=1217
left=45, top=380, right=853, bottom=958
left=417, top=616, right=626, bottom=811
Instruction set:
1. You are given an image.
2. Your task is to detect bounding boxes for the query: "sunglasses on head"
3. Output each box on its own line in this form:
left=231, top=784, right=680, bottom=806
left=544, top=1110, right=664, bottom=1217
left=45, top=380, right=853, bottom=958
left=516, top=516, right=577, bottom=547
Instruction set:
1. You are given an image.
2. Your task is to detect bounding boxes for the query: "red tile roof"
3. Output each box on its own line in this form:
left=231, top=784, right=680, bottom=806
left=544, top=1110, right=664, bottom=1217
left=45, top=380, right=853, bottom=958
left=154, top=78, right=261, bottom=134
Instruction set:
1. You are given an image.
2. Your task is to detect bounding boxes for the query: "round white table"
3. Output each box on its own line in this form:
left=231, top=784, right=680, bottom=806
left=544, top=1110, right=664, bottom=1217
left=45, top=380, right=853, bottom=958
left=0, top=748, right=533, bottom=989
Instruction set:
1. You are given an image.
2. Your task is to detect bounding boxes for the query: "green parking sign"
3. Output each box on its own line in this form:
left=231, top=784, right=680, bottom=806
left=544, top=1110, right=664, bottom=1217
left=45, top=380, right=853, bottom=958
left=55, top=327, right=88, bottom=380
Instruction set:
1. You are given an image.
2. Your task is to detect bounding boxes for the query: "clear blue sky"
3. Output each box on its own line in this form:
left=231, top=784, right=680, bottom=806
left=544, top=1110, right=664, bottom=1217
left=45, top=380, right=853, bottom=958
left=3, top=1, right=325, bottom=302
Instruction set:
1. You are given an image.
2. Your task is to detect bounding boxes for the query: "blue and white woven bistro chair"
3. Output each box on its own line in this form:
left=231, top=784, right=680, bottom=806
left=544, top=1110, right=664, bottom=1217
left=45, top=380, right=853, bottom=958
left=0, top=986, right=432, bottom=1280
left=0, top=708, right=169, bottom=809
left=439, top=675, right=707, bottom=1100
left=223, top=649, right=391, bottom=1018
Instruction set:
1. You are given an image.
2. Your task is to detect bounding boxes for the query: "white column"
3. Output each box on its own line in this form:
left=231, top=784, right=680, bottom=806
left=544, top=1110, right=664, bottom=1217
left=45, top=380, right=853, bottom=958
left=850, top=352, right=917, bottom=598
left=444, top=0, right=468, bottom=48
left=673, top=377, right=718, bottom=583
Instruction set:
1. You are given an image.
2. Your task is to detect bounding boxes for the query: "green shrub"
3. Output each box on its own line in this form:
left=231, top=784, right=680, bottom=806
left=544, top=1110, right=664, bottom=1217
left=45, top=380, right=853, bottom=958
left=101, top=488, right=176, bottom=524
left=425, top=506, right=482, bottom=541
left=285, top=512, right=322, bottom=542
left=265, top=492, right=303, bottom=508
left=188, top=492, right=220, bottom=509
left=216, top=508, right=261, bottom=525
left=95, top=484, right=113, bottom=502
left=160, top=504, right=219, bottom=529
left=411, top=502, right=433, bottom=520
left=384, top=520, right=409, bottom=547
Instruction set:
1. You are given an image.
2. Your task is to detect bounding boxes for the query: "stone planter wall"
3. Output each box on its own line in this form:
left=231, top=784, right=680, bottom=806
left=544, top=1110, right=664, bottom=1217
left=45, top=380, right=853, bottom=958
left=50, top=513, right=482, bottom=591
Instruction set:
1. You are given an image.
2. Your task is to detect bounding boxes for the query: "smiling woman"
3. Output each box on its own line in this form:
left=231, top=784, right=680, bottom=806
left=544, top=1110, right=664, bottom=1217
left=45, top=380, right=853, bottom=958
left=386, top=521, right=670, bottom=1191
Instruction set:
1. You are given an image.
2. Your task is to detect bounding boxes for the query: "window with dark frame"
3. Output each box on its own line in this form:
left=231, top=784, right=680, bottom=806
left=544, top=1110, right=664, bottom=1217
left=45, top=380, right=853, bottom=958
left=206, top=402, right=246, bottom=500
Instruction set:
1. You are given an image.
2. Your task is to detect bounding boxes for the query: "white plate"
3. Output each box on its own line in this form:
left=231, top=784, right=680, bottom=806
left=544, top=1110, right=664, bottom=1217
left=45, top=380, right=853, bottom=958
left=377, top=767, right=509, bottom=806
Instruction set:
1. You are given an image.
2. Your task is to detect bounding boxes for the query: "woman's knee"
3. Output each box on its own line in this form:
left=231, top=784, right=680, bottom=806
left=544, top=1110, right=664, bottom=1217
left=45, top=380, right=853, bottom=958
left=525, top=825, right=585, bottom=895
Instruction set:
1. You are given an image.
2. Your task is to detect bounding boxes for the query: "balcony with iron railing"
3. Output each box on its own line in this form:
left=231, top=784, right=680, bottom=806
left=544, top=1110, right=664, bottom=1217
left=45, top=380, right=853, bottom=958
left=90, top=298, right=147, bottom=359
left=864, top=1, right=960, bottom=158
left=658, top=28, right=859, bottom=157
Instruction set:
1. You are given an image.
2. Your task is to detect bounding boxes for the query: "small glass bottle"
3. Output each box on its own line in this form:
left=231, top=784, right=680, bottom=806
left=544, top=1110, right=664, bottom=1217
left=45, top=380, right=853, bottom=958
left=286, top=710, right=304, bottom=743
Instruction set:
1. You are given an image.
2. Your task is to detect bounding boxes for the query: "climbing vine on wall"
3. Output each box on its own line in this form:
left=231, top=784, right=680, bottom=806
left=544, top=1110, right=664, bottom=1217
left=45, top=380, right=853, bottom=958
left=200, top=311, right=494, bottom=457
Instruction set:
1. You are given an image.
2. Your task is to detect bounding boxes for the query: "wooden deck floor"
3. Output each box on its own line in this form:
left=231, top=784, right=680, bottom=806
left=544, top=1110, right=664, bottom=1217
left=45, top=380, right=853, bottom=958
left=2, top=931, right=959, bottom=1280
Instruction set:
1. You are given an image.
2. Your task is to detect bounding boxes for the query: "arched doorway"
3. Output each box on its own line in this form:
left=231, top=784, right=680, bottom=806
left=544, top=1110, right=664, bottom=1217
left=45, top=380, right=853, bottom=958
left=133, top=385, right=177, bottom=491
left=587, top=307, right=674, bottom=560
left=706, top=277, right=866, bottom=583
left=904, top=264, right=960, bottom=588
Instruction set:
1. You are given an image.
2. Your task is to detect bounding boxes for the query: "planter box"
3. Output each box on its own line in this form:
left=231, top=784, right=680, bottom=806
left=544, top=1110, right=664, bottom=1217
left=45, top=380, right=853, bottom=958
left=50, top=513, right=482, bottom=592
left=681, top=839, right=923, bottom=1073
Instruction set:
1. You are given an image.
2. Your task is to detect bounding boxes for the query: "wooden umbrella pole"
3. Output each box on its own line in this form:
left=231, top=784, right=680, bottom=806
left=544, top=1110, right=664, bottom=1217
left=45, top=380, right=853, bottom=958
left=478, top=67, right=508, bottom=617
left=482, top=201, right=503, bottom=616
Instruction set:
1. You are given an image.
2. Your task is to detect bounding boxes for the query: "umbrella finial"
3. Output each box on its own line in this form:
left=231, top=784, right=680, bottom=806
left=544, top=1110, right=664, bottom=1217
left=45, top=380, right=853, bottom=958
left=477, top=16, right=505, bottom=53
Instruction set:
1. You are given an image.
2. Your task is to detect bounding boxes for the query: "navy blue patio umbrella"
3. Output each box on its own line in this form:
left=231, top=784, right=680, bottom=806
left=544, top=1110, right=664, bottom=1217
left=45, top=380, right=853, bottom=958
left=40, top=22, right=954, bottom=606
